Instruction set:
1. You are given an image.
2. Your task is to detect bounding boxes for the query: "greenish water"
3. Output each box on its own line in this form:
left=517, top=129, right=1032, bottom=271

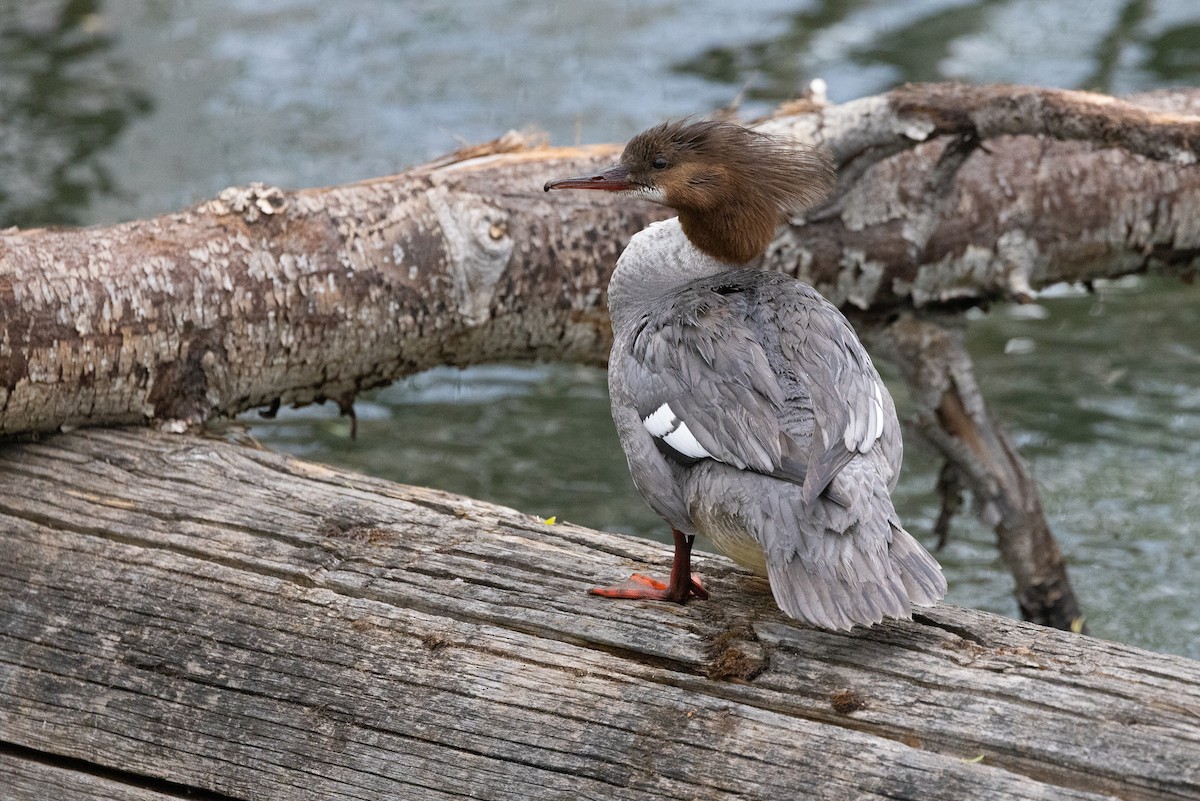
left=4, top=0, right=1198, bottom=657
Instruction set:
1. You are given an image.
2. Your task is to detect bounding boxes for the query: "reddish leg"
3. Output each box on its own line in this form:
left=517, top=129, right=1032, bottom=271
left=591, top=528, right=708, bottom=604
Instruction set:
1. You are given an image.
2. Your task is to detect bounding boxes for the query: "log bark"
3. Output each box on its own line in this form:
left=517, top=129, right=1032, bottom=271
left=2, top=428, right=1198, bottom=801
left=4, top=83, right=1199, bottom=631
left=0, top=136, right=639, bottom=435
left=4, top=84, right=1199, bottom=437
left=2, top=751, right=183, bottom=801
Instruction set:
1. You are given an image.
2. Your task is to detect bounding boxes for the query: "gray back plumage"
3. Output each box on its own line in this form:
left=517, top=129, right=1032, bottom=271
left=606, top=221, right=944, bottom=629
left=618, top=267, right=901, bottom=504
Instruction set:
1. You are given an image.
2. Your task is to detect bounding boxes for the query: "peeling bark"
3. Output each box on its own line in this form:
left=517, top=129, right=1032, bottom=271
left=0, top=148, right=650, bottom=434
left=762, top=87, right=1200, bottom=310
left=3, top=83, right=1199, bottom=630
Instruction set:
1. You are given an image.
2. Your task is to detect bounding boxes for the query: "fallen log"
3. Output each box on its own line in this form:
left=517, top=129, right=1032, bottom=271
left=2, top=428, right=1197, bottom=801
left=6, top=86, right=1200, bottom=439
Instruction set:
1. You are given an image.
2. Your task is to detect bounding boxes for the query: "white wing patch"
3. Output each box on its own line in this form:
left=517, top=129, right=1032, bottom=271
left=843, top=381, right=887, bottom=454
left=663, top=421, right=711, bottom=459
left=871, top=381, right=885, bottom=441
left=642, top=403, right=677, bottom=437
left=642, top=402, right=713, bottom=460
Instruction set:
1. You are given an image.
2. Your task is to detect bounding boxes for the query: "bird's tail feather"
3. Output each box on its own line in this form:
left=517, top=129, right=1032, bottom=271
left=763, top=521, right=945, bottom=631
left=691, top=462, right=946, bottom=631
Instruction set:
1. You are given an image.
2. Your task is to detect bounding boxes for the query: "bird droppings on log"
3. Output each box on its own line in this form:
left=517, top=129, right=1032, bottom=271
left=704, top=618, right=768, bottom=681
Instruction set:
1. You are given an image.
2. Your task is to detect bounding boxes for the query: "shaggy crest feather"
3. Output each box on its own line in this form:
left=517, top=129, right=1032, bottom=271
left=617, top=119, right=836, bottom=264
left=622, top=118, right=836, bottom=214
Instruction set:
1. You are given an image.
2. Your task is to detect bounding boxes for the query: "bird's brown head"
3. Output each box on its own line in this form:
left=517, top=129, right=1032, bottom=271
left=544, top=119, right=836, bottom=264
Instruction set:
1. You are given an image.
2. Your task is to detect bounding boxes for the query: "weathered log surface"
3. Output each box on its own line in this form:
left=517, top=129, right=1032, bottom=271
left=2, top=751, right=182, bottom=801
left=2, top=428, right=1197, bottom=801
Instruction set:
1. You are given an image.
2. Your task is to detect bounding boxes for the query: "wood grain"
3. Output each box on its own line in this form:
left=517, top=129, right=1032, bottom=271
left=1, top=429, right=1197, bottom=800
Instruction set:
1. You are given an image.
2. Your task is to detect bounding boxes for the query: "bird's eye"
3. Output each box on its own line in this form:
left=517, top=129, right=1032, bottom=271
left=652, top=156, right=669, bottom=169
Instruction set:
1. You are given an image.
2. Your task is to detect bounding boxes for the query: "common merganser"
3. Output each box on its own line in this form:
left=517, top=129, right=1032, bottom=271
left=545, top=119, right=946, bottom=630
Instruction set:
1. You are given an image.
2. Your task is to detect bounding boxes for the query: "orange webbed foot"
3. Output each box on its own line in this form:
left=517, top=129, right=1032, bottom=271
left=589, top=572, right=708, bottom=604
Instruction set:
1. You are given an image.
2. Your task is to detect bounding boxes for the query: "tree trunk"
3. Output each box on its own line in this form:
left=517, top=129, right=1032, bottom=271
left=3, top=83, right=1199, bottom=630
left=5, top=85, right=1198, bottom=437
left=2, top=428, right=1198, bottom=801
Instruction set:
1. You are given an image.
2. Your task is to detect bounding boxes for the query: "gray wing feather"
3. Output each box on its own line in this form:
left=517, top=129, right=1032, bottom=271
left=772, top=290, right=892, bottom=504
left=624, top=270, right=891, bottom=505
left=628, top=298, right=788, bottom=476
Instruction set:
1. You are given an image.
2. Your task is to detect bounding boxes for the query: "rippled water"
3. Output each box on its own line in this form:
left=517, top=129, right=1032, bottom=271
left=4, top=0, right=1198, bottom=656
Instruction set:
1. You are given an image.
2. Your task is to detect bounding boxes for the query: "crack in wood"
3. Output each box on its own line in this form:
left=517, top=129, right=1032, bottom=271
left=0, top=741, right=240, bottom=801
